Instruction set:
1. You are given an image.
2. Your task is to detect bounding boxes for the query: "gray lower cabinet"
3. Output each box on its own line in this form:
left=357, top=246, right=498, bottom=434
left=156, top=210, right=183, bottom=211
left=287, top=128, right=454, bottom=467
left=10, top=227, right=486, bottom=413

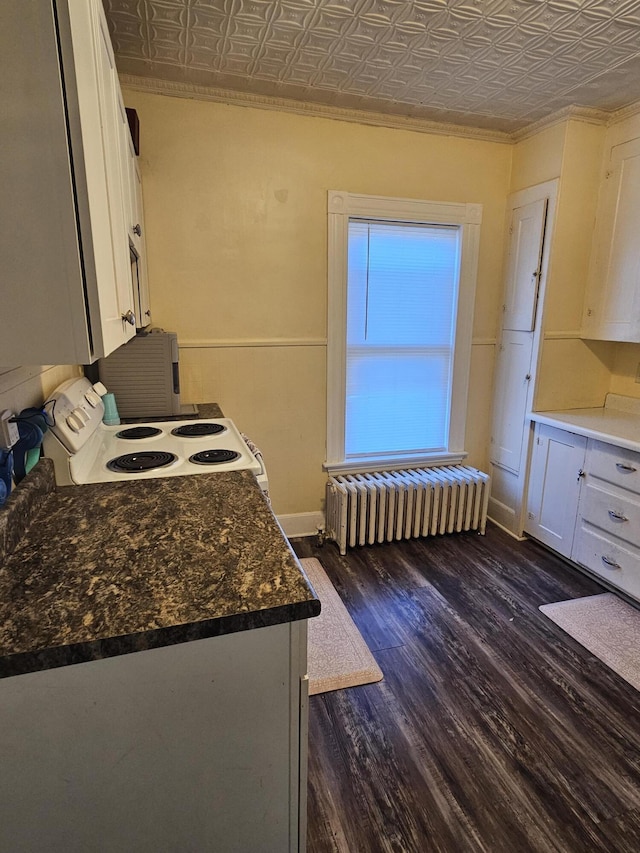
left=0, top=621, right=309, bottom=853
left=526, top=423, right=640, bottom=602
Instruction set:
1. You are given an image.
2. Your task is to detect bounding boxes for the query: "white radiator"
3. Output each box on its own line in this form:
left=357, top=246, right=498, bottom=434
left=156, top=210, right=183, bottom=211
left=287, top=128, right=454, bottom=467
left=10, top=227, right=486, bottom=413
left=325, top=465, right=490, bottom=556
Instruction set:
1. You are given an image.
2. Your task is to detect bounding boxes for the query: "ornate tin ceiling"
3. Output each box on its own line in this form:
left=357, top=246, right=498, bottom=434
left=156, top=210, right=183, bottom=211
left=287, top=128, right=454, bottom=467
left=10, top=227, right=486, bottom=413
left=103, top=0, right=640, bottom=134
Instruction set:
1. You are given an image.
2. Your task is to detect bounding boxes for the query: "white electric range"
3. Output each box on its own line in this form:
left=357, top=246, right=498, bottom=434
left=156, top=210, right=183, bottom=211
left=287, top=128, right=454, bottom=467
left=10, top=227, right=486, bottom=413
left=42, top=378, right=268, bottom=492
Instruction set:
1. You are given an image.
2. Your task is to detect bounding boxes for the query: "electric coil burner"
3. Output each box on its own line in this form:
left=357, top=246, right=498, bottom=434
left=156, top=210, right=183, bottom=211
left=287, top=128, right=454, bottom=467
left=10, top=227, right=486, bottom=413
left=116, top=426, right=163, bottom=440
left=190, top=449, right=240, bottom=465
left=171, top=423, right=226, bottom=438
left=107, top=451, right=178, bottom=473
left=42, top=378, right=267, bottom=493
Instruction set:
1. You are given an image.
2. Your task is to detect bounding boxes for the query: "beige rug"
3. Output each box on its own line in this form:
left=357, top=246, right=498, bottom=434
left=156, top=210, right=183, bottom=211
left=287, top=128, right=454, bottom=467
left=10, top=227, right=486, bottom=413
left=540, top=593, right=640, bottom=691
left=300, top=557, right=383, bottom=695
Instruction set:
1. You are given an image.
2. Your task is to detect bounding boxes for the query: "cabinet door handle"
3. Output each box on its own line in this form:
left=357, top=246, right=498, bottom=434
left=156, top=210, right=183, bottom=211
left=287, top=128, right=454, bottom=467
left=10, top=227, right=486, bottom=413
left=601, top=555, right=621, bottom=570
left=607, top=509, right=628, bottom=522
left=615, top=462, right=637, bottom=473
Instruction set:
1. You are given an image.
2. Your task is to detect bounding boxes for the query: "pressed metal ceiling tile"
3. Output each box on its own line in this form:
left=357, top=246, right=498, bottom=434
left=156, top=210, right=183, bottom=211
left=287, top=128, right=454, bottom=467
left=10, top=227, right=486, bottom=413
left=104, top=0, right=640, bottom=133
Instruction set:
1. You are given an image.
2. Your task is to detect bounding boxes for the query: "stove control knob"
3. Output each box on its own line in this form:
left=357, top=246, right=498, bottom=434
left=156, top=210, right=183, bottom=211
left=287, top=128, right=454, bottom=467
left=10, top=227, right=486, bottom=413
left=75, top=407, right=90, bottom=425
left=85, top=390, right=101, bottom=407
left=66, top=412, right=84, bottom=433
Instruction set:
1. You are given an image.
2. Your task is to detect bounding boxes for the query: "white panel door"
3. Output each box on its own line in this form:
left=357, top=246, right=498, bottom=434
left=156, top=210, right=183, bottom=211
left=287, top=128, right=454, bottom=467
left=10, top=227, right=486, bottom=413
left=490, top=330, right=533, bottom=474
left=525, top=424, right=587, bottom=558
left=92, top=4, right=137, bottom=348
left=582, top=136, right=640, bottom=342
left=502, top=198, right=547, bottom=332
left=69, top=0, right=136, bottom=356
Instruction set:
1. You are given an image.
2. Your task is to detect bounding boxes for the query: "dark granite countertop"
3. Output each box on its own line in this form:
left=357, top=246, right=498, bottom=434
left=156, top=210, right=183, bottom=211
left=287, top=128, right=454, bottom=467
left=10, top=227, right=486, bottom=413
left=195, top=403, right=224, bottom=419
left=0, top=406, right=320, bottom=679
left=122, top=402, right=224, bottom=422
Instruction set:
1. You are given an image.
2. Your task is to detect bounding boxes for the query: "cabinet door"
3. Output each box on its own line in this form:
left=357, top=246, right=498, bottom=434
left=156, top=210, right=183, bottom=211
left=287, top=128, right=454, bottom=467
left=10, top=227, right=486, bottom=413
left=92, top=3, right=137, bottom=348
left=131, top=158, right=151, bottom=327
left=117, top=95, right=151, bottom=329
left=525, top=424, right=586, bottom=558
left=582, top=136, right=640, bottom=342
left=1, top=0, right=91, bottom=365
left=0, top=0, right=135, bottom=364
left=490, top=330, right=533, bottom=474
left=502, top=199, right=547, bottom=332
left=69, top=0, right=136, bottom=355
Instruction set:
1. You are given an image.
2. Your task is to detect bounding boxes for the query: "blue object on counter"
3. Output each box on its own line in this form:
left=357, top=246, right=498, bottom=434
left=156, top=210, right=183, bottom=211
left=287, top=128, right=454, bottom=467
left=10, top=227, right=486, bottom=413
left=12, top=419, right=44, bottom=485
left=102, top=392, right=121, bottom=426
left=0, top=450, right=13, bottom=506
left=25, top=447, right=41, bottom=475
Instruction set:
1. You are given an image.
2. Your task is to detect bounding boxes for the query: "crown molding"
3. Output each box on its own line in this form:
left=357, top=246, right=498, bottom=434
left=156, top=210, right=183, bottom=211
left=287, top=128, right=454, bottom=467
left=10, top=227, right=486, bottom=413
left=608, top=99, right=640, bottom=127
left=120, top=75, right=640, bottom=145
left=511, top=105, right=609, bottom=142
left=119, top=75, right=513, bottom=144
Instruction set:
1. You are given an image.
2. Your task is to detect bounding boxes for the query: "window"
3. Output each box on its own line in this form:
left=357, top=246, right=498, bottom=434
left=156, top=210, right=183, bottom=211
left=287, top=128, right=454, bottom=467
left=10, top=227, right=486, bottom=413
left=326, top=191, right=482, bottom=474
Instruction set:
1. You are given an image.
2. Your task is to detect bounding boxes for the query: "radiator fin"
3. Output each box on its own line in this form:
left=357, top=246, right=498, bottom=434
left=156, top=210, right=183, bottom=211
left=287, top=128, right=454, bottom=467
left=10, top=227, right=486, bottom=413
left=326, top=466, right=490, bottom=555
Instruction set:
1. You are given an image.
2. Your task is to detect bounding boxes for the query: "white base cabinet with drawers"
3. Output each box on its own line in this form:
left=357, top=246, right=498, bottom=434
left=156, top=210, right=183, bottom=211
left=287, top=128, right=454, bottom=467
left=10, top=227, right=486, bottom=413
left=526, top=423, right=640, bottom=602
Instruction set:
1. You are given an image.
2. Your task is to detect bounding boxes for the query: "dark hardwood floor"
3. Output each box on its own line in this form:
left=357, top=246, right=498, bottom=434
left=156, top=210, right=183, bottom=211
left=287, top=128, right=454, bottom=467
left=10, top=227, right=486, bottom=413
left=292, top=524, right=640, bottom=853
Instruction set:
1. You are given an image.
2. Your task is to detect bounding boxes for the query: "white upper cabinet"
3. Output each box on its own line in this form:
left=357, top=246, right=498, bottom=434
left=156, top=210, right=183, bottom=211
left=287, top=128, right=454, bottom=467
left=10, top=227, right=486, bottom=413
left=582, top=136, right=640, bottom=343
left=502, top=199, right=547, bottom=332
left=1, top=0, right=137, bottom=365
left=118, top=98, right=151, bottom=329
left=130, top=156, right=152, bottom=329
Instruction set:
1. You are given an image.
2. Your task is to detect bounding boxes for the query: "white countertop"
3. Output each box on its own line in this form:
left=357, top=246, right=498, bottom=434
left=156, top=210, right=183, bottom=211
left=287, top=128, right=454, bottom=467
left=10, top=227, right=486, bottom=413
left=530, top=394, right=640, bottom=454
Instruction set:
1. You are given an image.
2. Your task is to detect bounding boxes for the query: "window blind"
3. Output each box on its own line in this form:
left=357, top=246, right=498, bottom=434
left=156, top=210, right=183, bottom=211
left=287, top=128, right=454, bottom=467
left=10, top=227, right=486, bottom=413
left=345, top=219, right=461, bottom=457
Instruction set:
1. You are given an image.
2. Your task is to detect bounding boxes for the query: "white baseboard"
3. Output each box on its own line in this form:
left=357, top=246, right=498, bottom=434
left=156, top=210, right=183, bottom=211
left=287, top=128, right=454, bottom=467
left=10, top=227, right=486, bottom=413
left=487, top=497, right=527, bottom=541
left=488, top=516, right=528, bottom=541
left=276, top=511, right=325, bottom=539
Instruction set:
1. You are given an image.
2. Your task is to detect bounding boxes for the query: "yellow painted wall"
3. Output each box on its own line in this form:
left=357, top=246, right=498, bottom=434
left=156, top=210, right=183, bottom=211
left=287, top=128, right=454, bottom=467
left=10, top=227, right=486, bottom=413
left=0, top=366, right=80, bottom=415
left=611, top=343, right=640, bottom=396
left=125, top=90, right=512, bottom=515
left=510, top=122, right=566, bottom=194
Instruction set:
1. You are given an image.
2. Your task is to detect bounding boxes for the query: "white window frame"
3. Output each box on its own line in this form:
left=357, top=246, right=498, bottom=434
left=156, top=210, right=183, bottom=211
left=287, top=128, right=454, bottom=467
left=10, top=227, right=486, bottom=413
left=325, top=190, right=482, bottom=475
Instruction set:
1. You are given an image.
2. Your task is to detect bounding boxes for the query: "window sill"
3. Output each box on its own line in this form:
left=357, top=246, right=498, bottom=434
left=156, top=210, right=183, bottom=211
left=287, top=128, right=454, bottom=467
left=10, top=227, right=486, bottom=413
left=323, top=451, right=467, bottom=477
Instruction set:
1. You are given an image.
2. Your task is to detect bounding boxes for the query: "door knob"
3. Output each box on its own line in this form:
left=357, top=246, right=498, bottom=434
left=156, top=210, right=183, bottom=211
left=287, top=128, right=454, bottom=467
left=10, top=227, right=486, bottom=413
left=122, top=310, right=136, bottom=326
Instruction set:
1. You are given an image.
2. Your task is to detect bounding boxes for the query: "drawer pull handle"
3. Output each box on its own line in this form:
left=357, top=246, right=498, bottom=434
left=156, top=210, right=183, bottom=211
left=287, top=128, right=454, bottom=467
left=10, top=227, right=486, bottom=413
left=601, top=555, right=621, bottom=570
left=608, top=510, right=628, bottom=522
left=615, top=462, right=637, bottom=473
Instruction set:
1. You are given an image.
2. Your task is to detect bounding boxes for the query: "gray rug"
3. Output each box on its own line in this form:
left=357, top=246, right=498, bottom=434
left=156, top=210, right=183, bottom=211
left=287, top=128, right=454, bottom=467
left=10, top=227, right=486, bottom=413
left=540, top=593, right=640, bottom=691
left=300, top=557, right=383, bottom=695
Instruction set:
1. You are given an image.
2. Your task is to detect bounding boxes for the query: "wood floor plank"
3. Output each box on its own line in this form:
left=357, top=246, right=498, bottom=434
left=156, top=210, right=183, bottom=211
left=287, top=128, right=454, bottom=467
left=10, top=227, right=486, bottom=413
left=294, top=525, right=640, bottom=852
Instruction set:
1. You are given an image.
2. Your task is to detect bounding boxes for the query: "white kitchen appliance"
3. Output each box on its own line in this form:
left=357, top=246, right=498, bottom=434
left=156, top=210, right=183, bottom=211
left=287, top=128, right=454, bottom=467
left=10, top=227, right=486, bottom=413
left=42, top=377, right=268, bottom=493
